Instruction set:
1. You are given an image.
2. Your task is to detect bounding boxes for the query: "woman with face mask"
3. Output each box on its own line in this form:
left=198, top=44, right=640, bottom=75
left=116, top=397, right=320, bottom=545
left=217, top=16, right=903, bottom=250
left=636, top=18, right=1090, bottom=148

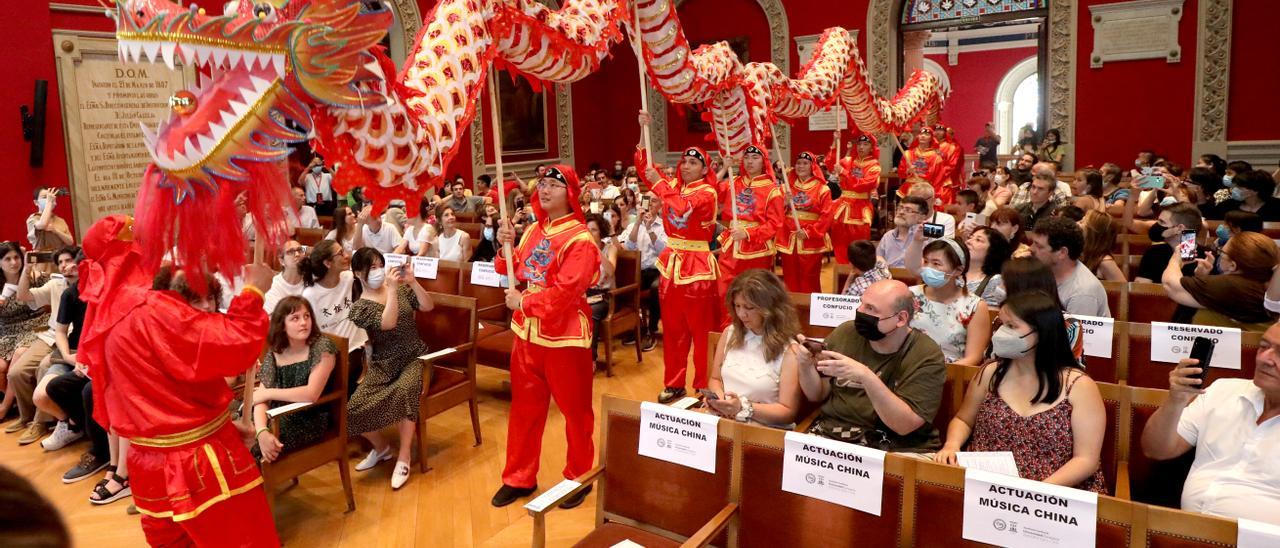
left=1217, top=170, right=1280, bottom=222
left=469, top=205, right=501, bottom=262
left=904, top=239, right=990, bottom=366
left=345, top=247, right=434, bottom=490
left=1163, top=231, right=1279, bottom=330
left=934, top=291, right=1107, bottom=493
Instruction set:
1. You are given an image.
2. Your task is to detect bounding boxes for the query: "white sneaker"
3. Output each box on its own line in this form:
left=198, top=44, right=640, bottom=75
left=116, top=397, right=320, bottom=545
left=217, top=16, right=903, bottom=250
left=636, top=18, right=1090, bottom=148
left=390, top=461, right=411, bottom=490
left=354, top=447, right=393, bottom=472
left=41, top=421, right=83, bottom=452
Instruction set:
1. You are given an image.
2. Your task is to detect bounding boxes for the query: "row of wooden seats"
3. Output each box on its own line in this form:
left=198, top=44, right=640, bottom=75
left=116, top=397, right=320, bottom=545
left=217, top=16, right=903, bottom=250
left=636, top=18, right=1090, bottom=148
left=256, top=292, right=486, bottom=513
left=781, top=290, right=1261, bottom=388
left=529, top=395, right=1241, bottom=548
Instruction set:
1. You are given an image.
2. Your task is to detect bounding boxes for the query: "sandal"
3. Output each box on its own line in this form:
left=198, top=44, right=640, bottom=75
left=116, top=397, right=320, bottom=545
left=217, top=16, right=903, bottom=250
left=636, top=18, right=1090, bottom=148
left=90, top=473, right=132, bottom=505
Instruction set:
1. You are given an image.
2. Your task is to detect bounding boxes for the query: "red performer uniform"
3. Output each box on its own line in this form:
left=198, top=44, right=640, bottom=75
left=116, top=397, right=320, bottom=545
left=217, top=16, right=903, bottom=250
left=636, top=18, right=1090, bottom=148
left=637, top=147, right=721, bottom=391
left=777, top=151, right=833, bottom=293
left=828, top=134, right=881, bottom=264
left=934, top=128, right=960, bottom=206
left=77, top=216, right=278, bottom=548
left=716, top=145, right=784, bottom=298
left=897, top=127, right=949, bottom=208
left=495, top=165, right=601, bottom=490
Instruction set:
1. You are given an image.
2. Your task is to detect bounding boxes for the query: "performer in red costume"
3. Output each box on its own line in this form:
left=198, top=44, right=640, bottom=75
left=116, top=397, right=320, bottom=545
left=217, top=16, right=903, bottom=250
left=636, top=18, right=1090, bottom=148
left=777, top=151, right=832, bottom=293
left=716, top=144, right=784, bottom=299
left=636, top=112, right=720, bottom=404
left=76, top=215, right=279, bottom=547
left=942, top=125, right=966, bottom=195
left=933, top=124, right=960, bottom=206
left=897, top=126, right=949, bottom=209
left=829, top=133, right=881, bottom=263
left=490, top=165, right=602, bottom=509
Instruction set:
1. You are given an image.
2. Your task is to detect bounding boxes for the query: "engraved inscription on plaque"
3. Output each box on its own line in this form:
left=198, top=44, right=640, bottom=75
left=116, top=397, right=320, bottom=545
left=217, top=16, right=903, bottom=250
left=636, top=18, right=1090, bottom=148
left=1090, top=0, right=1184, bottom=68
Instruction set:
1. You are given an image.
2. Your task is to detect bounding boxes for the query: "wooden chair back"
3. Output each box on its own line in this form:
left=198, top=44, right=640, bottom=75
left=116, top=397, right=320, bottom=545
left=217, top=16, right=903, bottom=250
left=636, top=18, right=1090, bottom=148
left=790, top=292, right=836, bottom=339
left=1125, top=322, right=1262, bottom=390
left=1094, top=381, right=1125, bottom=497
left=1101, top=280, right=1127, bottom=323
left=1264, top=221, right=1280, bottom=239
left=888, top=268, right=920, bottom=288
left=598, top=397, right=734, bottom=545
left=1126, top=283, right=1179, bottom=325
left=1119, top=233, right=1153, bottom=258
left=261, top=335, right=354, bottom=513
left=833, top=263, right=853, bottom=295
left=1125, top=385, right=1194, bottom=508
left=460, top=262, right=511, bottom=324
left=296, top=227, right=326, bottom=246
left=1144, top=503, right=1239, bottom=547
left=416, top=293, right=482, bottom=472
left=416, top=260, right=463, bottom=295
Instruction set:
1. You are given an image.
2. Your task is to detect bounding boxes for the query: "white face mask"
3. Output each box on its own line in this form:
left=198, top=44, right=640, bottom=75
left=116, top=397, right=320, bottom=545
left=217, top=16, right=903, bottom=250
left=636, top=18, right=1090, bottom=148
left=365, top=267, right=385, bottom=289
left=991, top=325, right=1036, bottom=359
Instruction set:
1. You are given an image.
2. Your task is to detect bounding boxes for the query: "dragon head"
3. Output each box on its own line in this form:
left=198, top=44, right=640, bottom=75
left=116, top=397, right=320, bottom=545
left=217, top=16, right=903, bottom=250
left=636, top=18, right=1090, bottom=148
left=111, top=0, right=392, bottom=199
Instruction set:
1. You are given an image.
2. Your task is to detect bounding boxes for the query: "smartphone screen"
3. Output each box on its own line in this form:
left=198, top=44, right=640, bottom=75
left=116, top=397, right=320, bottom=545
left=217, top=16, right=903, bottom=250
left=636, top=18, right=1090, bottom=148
left=1188, top=336, right=1215, bottom=384
left=1178, top=230, right=1197, bottom=260
left=923, top=223, right=945, bottom=239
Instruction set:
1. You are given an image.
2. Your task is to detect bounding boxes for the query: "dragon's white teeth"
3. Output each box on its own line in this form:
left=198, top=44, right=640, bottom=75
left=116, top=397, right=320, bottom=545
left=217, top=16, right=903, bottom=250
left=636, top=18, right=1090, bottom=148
left=128, top=41, right=143, bottom=64
left=141, top=41, right=160, bottom=63
left=161, top=42, right=177, bottom=69
left=209, top=121, right=228, bottom=139
left=219, top=110, right=238, bottom=129
left=228, top=100, right=250, bottom=119
left=212, top=47, right=228, bottom=68
left=138, top=122, right=157, bottom=148
left=228, top=50, right=245, bottom=71
left=197, top=134, right=217, bottom=155
left=182, top=138, right=201, bottom=162
left=271, top=54, right=285, bottom=77
left=249, top=75, right=273, bottom=93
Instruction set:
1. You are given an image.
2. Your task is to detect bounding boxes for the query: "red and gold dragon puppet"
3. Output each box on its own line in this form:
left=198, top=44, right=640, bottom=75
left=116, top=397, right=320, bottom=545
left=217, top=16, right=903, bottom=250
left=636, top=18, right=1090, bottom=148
left=111, top=0, right=943, bottom=279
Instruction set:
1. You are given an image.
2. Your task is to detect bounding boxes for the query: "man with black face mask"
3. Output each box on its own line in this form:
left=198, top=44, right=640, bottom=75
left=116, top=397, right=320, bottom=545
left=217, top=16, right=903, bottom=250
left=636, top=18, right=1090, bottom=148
left=793, top=280, right=946, bottom=453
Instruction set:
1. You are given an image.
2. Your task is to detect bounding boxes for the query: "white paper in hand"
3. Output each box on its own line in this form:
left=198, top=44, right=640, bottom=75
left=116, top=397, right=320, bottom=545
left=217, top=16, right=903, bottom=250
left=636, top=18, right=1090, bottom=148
left=956, top=451, right=1021, bottom=477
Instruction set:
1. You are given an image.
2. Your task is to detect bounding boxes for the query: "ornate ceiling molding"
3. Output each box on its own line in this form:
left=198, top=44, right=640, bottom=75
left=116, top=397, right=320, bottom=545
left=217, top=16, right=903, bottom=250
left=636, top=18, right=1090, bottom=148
left=1193, top=0, right=1231, bottom=145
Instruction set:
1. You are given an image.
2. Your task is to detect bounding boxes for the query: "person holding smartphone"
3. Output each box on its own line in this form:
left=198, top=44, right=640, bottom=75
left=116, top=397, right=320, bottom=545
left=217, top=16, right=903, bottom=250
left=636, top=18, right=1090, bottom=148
left=1140, top=321, right=1280, bottom=526
left=877, top=196, right=932, bottom=268
left=1161, top=231, right=1278, bottom=330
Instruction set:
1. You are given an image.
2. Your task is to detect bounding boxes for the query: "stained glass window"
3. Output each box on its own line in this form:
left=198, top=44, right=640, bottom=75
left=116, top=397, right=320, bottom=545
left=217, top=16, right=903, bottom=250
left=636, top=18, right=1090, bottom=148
left=901, top=0, right=1046, bottom=26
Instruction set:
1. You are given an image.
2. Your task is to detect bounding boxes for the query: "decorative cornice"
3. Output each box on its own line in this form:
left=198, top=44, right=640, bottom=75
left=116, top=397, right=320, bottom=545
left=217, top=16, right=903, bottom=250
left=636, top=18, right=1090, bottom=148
left=1194, top=0, right=1231, bottom=143
left=868, top=0, right=895, bottom=98
left=386, top=0, right=423, bottom=50
left=555, top=83, right=575, bottom=168
left=1046, top=0, right=1077, bottom=169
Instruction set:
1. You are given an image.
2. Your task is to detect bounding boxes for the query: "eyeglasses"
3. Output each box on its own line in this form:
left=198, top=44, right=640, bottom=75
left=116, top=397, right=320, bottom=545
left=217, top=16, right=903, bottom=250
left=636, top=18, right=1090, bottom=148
left=284, top=247, right=306, bottom=256
left=537, top=180, right=567, bottom=190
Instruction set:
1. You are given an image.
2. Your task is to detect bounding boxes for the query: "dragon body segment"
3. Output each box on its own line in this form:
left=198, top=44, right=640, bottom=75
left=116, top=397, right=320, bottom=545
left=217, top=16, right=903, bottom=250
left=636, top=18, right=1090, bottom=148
left=111, top=0, right=941, bottom=277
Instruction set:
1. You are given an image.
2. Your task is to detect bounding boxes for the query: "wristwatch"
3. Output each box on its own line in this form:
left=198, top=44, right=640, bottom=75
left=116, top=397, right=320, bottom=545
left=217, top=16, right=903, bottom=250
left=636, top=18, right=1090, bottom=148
left=735, top=397, right=754, bottom=423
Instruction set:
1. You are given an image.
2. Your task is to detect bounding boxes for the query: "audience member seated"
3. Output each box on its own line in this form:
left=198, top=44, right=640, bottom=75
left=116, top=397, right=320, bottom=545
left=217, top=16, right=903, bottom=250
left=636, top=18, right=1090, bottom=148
left=397, top=196, right=437, bottom=257
left=964, top=227, right=1011, bottom=307
left=287, top=186, right=321, bottom=232
left=1217, top=170, right=1280, bottom=221
left=429, top=207, right=472, bottom=262
left=1182, top=167, right=1225, bottom=220
left=1054, top=204, right=1086, bottom=223
left=346, top=248, right=433, bottom=490
left=300, top=240, right=368, bottom=358
left=1215, top=210, right=1263, bottom=251
left=989, top=206, right=1031, bottom=258
left=706, top=270, right=802, bottom=429
left=1214, top=160, right=1252, bottom=205
left=1029, top=217, right=1111, bottom=317
left=987, top=168, right=1018, bottom=214
left=470, top=205, right=501, bottom=263
left=437, top=179, right=483, bottom=217
left=1010, top=162, right=1072, bottom=212
left=1100, top=162, right=1129, bottom=216
left=1070, top=168, right=1105, bottom=212
left=877, top=196, right=931, bottom=268
left=905, top=239, right=991, bottom=366
left=26, top=187, right=75, bottom=252
left=842, top=241, right=891, bottom=298
left=953, top=190, right=982, bottom=240
left=1163, top=231, right=1278, bottom=330
left=1135, top=203, right=1204, bottom=283
left=1139, top=320, right=1280, bottom=526
left=1001, top=258, right=1085, bottom=363
left=354, top=205, right=403, bottom=254
left=906, top=183, right=956, bottom=238
left=0, top=242, right=51, bottom=432
left=1079, top=210, right=1126, bottom=282
left=12, top=247, right=82, bottom=448
left=935, top=291, right=1106, bottom=492
left=324, top=206, right=358, bottom=252
left=796, top=280, right=946, bottom=453
left=1015, top=171, right=1061, bottom=231
left=620, top=199, right=666, bottom=351
left=1009, top=151, right=1037, bottom=186
left=584, top=214, right=617, bottom=366
left=264, top=240, right=305, bottom=314
left=251, top=297, right=338, bottom=463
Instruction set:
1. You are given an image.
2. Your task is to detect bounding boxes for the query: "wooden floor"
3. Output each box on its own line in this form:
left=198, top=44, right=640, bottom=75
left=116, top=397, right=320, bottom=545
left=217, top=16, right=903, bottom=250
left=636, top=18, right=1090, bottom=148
left=1, top=266, right=837, bottom=547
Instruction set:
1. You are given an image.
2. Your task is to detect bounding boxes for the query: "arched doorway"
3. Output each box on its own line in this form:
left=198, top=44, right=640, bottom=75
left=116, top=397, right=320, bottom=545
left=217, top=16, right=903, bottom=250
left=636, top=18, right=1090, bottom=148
left=995, top=56, right=1039, bottom=156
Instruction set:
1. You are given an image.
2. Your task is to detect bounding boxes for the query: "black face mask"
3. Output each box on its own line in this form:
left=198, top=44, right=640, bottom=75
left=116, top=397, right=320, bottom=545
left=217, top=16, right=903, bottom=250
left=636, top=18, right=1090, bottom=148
left=1148, top=222, right=1169, bottom=243
left=854, top=310, right=892, bottom=341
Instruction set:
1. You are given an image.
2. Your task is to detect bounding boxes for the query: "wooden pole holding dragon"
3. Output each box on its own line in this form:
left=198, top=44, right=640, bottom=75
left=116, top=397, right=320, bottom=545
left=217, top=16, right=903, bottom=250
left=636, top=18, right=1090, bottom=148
left=487, top=69, right=517, bottom=282
left=771, top=128, right=804, bottom=233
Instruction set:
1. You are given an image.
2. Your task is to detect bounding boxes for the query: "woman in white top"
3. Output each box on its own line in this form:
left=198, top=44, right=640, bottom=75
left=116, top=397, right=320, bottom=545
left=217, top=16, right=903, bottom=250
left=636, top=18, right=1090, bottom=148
left=263, top=239, right=307, bottom=313
left=429, top=207, right=471, bottom=262
left=706, top=270, right=803, bottom=429
left=299, top=240, right=368, bottom=353
left=906, top=238, right=991, bottom=366
left=585, top=214, right=618, bottom=365
left=324, top=206, right=358, bottom=252
left=396, top=196, right=437, bottom=256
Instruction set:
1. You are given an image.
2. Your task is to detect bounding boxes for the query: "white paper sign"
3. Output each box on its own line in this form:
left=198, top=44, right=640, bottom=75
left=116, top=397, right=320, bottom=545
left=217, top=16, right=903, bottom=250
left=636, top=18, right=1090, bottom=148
left=638, top=401, right=719, bottom=474
left=1150, top=322, right=1242, bottom=370
left=412, top=256, right=439, bottom=279
left=956, top=451, right=1021, bottom=477
left=963, top=469, right=1098, bottom=548
left=470, top=261, right=504, bottom=288
left=610, top=541, right=645, bottom=548
left=383, top=253, right=408, bottom=269
left=523, top=479, right=582, bottom=512
left=810, top=293, right=861, bottom=328
left=1067, top=315, right=1115, bottom=359
left=1238, top=518, right=1280, bottom=548
left=781, top=431, right=885, bottom=515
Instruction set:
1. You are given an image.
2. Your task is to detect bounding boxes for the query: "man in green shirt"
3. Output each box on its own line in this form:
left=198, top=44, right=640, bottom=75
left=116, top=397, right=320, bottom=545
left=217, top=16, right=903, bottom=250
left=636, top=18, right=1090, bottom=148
left=798, top=280, right=946, bottom=452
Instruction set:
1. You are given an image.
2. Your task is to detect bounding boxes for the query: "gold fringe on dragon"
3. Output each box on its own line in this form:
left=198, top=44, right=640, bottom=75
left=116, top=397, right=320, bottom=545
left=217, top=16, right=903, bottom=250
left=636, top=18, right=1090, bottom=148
left=107, top=0, right=943, bottom=277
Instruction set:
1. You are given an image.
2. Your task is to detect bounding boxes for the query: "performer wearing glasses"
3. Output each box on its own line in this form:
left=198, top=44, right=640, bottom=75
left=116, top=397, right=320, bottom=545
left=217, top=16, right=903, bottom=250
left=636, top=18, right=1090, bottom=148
left=778, top=151, right=833, bottom=293
left=716, top=144, right=784, bottom=300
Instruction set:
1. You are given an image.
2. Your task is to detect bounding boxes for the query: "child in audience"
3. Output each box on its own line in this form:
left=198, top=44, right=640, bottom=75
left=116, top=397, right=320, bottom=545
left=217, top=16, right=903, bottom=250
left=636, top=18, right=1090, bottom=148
left=935, top=291, right=1107, bottom=493
left=346, top=248, right=433, bottom=490
left=706, top=270, right=802, bottom=429
left=252, top=297, right=337, bottom=464
left=841, top=241, right=890, bottom=297
left=988, top=207, right=1030, bottom=258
